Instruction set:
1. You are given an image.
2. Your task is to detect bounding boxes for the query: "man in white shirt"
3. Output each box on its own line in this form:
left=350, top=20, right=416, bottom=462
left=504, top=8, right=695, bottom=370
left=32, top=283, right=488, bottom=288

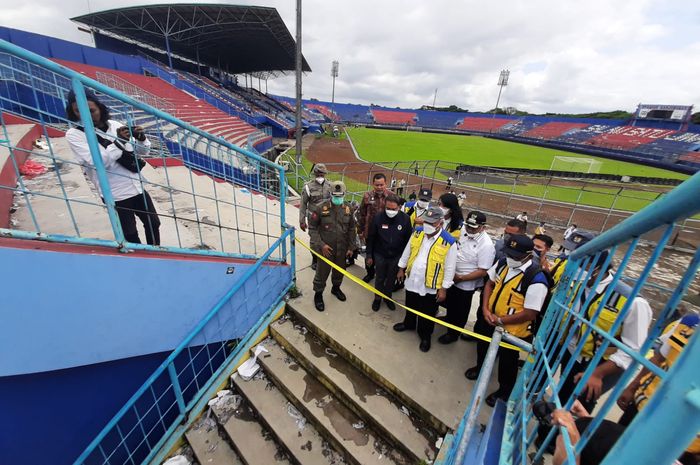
left=467, top=234, right=550, bottom=407
left=438, top=211, right=495, bottom=344
left=393, top=206, right=457, bottom=352
left=557, top=251, right=652, bottom=412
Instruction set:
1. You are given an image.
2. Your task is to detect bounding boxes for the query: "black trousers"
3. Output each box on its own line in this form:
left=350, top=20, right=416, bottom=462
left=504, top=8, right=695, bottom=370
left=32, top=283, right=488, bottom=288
left=443, top=286, right=475, bottom=337
left=475, top=324, right=529, bottom=397
left=115, top=191, right=161, bottom=245
left=374, top=254, right=400, bottom=300
left=402, top=290, right=439, bottom=341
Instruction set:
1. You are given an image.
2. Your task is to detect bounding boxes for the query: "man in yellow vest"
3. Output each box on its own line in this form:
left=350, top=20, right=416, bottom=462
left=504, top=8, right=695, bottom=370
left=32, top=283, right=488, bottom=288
left=467, top=234, right=551, bottom=407
left=393, top=205, right=457, bottom=352
left=550, top=230, right=595, bottom=288
left=617, top=312, right=699, bottom=465
left=557, top=251, right=652, bottom=412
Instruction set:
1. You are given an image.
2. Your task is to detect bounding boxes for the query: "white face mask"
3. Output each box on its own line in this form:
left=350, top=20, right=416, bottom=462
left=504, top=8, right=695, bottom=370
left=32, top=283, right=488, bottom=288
left=423, top=223, right=437, bottom=235
left=466, top=232, right=480, bottom=239
left=385, top=209, right=399, bottom=218
left=416, top=200, right=429, bottom=210
left=315, top=176, right=325, bottom=184
left=563, top=248, right=573, bottom=255
left=506, top=257, right=523, bottom=269
left=440, top=207, right=450, bottom=217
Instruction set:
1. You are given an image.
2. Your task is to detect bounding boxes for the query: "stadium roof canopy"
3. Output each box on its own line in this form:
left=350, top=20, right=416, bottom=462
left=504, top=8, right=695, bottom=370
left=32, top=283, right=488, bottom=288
left=71, top=3, right=311, bottom=75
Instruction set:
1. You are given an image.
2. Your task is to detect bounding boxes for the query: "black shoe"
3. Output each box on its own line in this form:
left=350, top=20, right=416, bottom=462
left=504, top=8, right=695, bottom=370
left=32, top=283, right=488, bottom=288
left=371, top=299, right=381, bottom=311
left=485, top=390, right=506, bottom=407
left=331, top=287, right=346, bottom=301
left=311, top=261, right=317, bottom=271
left=419, top=339, right=431, bottom=352
left=384, top=299, right=396, bottom=311
left=362, top=273, right=374, bottom=283
left=393, top=322, right=408, bottom=332
left=438, top=333, right=458, bottom=345
left=314, top=292, right=325, bottom=312
left=464, top=366, right=480, bottom=380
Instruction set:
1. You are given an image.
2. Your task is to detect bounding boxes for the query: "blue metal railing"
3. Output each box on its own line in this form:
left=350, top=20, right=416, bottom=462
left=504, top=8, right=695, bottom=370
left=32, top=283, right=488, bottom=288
left=74, top=228, right=295, bottom=465
left=443, top=172, right=700, bottom=465
left=0, top=39, right=288, bottom=260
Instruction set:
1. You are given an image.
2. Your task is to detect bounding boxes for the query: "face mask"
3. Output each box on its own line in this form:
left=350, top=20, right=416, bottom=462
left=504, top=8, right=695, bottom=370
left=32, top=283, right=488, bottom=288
left=440, top=207, right=450, bottom=217
left=466, top=232, right=480, bottom=239
left=331, top=196, right=344, bottom=206
left=316, top=177, right=324, bottom=184
left=416, top=200, right=429, bottom=209
left=423, top=223, right=437, bottom=235
left=533, top=249, right=542, bottom=258
left=385, top=209, right=398, bottom=218
left=563, top=248, right=573, bottom=255
left=506, top=257, right=523, bottom=269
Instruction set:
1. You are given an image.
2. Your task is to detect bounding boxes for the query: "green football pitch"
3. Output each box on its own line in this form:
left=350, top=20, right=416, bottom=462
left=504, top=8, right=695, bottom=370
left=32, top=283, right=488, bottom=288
left=346, top=127, right=688, bottom=179
left=345, top=127, right=689, bottom=212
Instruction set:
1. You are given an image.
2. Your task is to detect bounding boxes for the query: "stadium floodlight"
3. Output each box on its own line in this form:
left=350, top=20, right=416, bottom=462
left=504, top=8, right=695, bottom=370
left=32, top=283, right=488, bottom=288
left=295, top=0, right=302, bottom=164
left=493, top=69, right=509, bottom=119
left=331, top=60, right=339, bottom=119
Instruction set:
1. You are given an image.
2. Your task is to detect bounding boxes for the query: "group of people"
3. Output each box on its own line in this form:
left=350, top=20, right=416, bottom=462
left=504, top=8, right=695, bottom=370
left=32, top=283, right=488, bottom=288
left=299, top=169, right=697, bottom=465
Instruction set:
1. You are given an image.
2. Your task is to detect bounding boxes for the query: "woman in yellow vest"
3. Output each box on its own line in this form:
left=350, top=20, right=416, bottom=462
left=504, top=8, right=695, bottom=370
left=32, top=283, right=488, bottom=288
left=467, top=234, right=551, bottom=407
left=438, top=193, right=464, bottom=241
left=394, top=205, right=457, bottom=353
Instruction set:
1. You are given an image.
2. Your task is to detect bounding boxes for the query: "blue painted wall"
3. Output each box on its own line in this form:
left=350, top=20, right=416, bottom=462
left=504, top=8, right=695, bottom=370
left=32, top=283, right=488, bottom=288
left=0, top=244, right=291, bottom=376
left=0, top=241, right=292, bottom=464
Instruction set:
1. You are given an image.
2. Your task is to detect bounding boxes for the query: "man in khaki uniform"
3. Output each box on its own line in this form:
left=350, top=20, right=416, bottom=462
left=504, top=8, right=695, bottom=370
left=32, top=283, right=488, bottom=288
left=308, top=181, right=357, bottom=311
left=299, top=163, right=332, bottom=270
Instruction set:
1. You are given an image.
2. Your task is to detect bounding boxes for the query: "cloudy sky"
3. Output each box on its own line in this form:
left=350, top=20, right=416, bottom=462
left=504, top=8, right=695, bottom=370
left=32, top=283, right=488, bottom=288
left=3, top=0, right=699, bottom=113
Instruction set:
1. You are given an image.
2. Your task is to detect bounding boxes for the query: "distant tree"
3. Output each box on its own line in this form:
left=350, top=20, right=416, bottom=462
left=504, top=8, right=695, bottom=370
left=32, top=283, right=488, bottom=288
left=692, top=112, right=700, bottom=124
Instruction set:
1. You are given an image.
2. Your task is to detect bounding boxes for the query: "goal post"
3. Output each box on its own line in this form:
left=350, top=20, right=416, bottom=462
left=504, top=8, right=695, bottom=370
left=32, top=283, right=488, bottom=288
left=550, top=156, right=602, bottom=174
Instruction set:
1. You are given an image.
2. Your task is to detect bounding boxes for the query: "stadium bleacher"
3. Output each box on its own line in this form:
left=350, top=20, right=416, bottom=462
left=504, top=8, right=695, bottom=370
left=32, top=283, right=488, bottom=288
left=585, top=126, right=677, bottom=150
left=456, top=116, right=516, bottom=133
left=371, top=108, right=417, bottom=125
left=521, top=121, right=590, bottom=139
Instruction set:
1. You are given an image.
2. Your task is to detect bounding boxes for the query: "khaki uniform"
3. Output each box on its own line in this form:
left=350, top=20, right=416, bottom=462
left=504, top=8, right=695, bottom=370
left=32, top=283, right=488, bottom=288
left=309, top=200, right=357, bottom=292
left=299, top=179, right=332, bottom=225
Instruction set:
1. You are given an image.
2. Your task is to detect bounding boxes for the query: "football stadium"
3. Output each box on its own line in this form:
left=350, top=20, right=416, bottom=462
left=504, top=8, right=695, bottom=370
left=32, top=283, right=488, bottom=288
left=0, top=3, right=698, bottom=465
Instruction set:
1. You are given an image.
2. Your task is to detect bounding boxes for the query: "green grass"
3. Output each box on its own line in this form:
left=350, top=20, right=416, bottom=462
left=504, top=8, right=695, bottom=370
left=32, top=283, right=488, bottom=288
left=346, top=127, right=689, bottom=180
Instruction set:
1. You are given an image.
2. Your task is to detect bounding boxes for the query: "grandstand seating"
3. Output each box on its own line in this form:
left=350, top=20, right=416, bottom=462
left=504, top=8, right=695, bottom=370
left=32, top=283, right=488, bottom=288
left=412, top=109, right=464, bottom=129
left=307, top=103, right=339, bottom=122
left=585, top=126, right=677, bottom=150
left=456, top=116, right=517, bottom=133
left=521, top=121, right=590, bottom=139
left=371, top=109, right=417, bottom=125
left=53, top=59, right=269, bottom=149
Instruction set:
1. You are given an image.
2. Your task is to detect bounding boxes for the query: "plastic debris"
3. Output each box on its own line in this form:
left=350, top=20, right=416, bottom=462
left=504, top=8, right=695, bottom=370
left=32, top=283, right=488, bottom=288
left=400, top=406, right=410, bottom=416
left=352, top=421, right=365, bottom=430
left=287, top=403, right=307, bottom=430
left=324, top=347, right=338, bottom=358
left=237, top=345, right=269, bottom=381
left=163, top=455, right=191, bottom=465
left=435, top=437, right=443, bottom=449
left=19, top=160, right=47, bottom=178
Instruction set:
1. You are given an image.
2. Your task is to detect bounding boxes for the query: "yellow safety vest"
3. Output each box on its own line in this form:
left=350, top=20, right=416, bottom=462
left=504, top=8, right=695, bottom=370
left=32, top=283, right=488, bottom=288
left=405, top=228, right=455, bottom=289
left=489, top=263, right=535, bottom=338
left=551, top=257, right=567, bottom=288
left=579, top=281, right=630, bottom=360
left=634, top=318, right=699, bottom=453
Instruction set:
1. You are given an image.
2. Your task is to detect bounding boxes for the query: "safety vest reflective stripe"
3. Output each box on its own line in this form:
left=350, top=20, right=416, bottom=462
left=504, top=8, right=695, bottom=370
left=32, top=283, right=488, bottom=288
left=406, top=229, right=454, bottom=289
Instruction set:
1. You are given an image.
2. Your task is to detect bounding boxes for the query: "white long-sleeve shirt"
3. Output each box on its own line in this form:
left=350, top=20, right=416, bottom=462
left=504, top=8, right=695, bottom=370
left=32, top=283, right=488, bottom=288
left=398, top=231, right=457, bottom=296
left=567, top=272, right=652, bottom=370
left=66, top=120, right=151, bottom=201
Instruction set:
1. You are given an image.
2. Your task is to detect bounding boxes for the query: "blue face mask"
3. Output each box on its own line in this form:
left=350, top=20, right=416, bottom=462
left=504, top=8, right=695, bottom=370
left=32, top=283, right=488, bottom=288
left=331, top=196, right=344, bottom=206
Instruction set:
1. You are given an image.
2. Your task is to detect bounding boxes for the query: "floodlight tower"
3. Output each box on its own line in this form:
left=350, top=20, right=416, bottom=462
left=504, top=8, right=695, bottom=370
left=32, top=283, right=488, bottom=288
left=331, top=60, right=339, bottom=120
left=493, top=69, right=510, bottom=118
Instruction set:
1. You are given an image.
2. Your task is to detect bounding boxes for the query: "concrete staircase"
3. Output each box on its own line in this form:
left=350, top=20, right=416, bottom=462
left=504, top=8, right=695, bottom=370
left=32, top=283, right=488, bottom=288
left=175, top=308, right=442, bottom=465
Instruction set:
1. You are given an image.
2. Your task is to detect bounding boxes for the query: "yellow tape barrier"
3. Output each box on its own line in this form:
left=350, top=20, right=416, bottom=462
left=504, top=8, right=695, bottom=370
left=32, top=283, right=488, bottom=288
left=296, top=238, right=522, bottom=352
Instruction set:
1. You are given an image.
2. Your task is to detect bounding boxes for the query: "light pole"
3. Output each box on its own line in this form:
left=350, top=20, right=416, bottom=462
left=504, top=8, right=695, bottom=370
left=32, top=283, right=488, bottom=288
left=331, top=60, right=339, bottom=120
left=493, top=69, right=509, bottom=119
left=294, top=0, right=303, bottom=164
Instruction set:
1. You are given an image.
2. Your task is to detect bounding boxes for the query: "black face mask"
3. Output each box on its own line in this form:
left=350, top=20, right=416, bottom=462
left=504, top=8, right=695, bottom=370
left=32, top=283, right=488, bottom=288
left=503, top=233, right=511, bottom=243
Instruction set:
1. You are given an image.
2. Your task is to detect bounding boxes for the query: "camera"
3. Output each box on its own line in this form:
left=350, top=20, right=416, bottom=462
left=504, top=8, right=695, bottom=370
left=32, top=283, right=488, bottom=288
left=532, top=400, right=557, bottom=426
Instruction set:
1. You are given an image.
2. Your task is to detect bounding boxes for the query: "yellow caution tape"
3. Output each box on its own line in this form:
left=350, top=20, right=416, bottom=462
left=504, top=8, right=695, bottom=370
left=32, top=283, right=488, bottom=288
left=296, top=238, right=523, bottom=352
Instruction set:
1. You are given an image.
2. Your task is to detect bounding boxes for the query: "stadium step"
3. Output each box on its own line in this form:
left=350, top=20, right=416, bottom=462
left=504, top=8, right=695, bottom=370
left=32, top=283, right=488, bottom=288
left=270, top=317, right=438, bottom=463
left=185, top=415, right=243, bottom=465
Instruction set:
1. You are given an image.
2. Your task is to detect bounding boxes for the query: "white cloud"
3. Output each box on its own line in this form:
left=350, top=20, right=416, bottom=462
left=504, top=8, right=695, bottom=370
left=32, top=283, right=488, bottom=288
left=1, top=0, right=698, bottom=113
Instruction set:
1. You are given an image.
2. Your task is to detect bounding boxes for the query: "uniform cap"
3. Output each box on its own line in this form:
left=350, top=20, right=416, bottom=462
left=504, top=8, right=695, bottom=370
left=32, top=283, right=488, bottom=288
left=465, top=211, right=486, bottom=227
left=313, top=163, right=328, bottom=174
left=418, top=188, right=432, bottom=201
left=504, top=234, right=534, bottom=260
left=330, top=180, right=346, bottom=196
left=563, top=230, right=596, bottom=251
left=422, top=205, right=444, bottom=224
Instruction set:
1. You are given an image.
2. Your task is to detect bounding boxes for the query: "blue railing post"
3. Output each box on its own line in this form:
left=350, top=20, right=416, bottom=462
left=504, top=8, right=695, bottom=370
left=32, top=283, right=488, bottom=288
left=70, top=78, right=126, bottom=247
left=167, top=362, right=186, bottom=414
